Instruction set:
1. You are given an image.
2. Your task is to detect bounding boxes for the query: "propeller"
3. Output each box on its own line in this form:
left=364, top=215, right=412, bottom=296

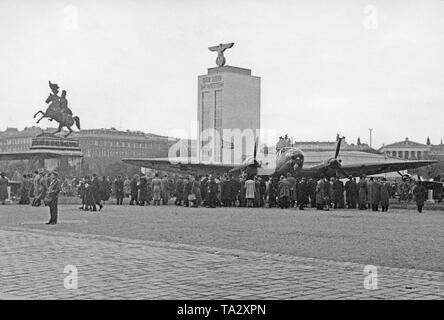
left=334, top=136, right=342, bottom=159
left=253, top=136, right=258, bottom=162
left=329, top=135, right=348, bottom=178
left=253, top=136, right=259, bottom=165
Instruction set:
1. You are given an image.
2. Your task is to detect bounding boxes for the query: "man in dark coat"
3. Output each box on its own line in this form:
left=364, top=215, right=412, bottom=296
left=183, top=176, right=192, bottom=207
left=254, top=176, right=261, bottom=207
left=99, top=176, right=111, bottom=203
left=333, top=177, right=345, bottom=209
left=371, top=178, right=382, bottom=211
left=84, top=176, right=96, bottom=211
left=307, top=178, right=317, bottom=208
left=91, top=174, right=103, bottom=210
left=138, top=175, right=149, bottom=206
left=345, top=176, right=357, bottom=209
left=297, top=178, right=308, bottom=210
left=228, top=175, right=240, bottom=207
left=129, top=175, right=139, bottom=206
left=238, top=176, right=246, bottom=207
left=206, top=175, right=218, bottom=208
left=45, top=171, right=61, bottom=225
left=78, top=178, right=86, bottom=210
left=175, top=177, right=184, bottom=206
left=380, top=177, right=391, bottom=212
left=200, top=176, right=208, bottom=207
left=258, top=177, right=266, bottom=207
left=161, top=175, right=169, bottom=205
left=268, top=177, right=278, bottom=208
left=413, top=182, right=427, bottom=213
left=358, top=175, right=368, bottom=210
left=114, top=176, right=124, bottom=205
left=0, top=172, right=9, bottom=205
left=286, top=173, right=297, bottom=208
left=220, top=175, right=230, bottom=207
left=19, top=174, right=32, bottom=205
left=315, top=178, right=325, bottom=210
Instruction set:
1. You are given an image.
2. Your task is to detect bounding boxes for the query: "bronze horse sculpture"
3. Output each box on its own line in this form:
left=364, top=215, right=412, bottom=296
left=33, top=81, right=81, bottom=137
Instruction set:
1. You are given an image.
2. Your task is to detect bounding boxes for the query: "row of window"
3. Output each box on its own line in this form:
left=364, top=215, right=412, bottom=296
left=80, top=140, right=167, bottom=149
left=4, top=138, right=33, bottom=145
left=385, top=150, right=427, bottom=159
left=84, top=149, right=162, bottom=158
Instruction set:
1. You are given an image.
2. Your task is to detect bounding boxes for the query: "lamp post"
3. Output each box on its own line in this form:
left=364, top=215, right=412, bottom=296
left=369, top=128, right=373, bottom=149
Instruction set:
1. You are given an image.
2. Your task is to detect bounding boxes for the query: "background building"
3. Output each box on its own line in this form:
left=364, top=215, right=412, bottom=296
left=273, top=135, right=373, bottom=153
left=0, top=127, right=178, bottom=176
left=378, top=137, right=444, bottom=178
left=379, top=138, right=430, bottom=159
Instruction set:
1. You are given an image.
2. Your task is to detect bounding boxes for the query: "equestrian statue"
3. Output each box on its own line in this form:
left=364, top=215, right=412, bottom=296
left=33, top=81, right=81, bottom=137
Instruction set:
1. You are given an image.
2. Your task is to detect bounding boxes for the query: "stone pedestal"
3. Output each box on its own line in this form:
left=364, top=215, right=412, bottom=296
left=30, top=133, right=83, bottom=175
left=4, top=186, right=12, bottom=205
left=426, top=189, right=435, bottom=203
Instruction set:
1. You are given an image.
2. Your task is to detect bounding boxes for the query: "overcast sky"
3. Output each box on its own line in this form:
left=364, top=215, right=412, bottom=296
left=0, top=0, right=443, bottom=149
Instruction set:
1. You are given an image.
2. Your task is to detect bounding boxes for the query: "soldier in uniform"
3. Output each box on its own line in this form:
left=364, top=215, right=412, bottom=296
left=45, top=171, right=61, bottom=225
left=59, top=90, right=73, bottom=123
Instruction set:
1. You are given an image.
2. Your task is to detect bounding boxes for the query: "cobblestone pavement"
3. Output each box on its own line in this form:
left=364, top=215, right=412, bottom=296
left=0, top=226, right=442, bottom=300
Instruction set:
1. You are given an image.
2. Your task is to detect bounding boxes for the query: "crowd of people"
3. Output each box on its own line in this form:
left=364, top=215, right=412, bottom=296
left=0, top=169, right=430, bottom=214
left=72, top=172, right=429, bottom=213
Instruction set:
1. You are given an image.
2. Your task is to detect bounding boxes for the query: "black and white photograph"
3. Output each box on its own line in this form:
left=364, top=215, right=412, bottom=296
left=0, top=0, right=443, bottom=307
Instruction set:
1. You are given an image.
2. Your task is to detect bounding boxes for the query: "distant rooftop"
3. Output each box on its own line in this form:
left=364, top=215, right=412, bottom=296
left=0, top=127, right=173, bottom=140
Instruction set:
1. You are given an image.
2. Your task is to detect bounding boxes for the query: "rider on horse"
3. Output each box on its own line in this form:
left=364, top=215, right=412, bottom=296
left=34, top=81, right=81, bottom=137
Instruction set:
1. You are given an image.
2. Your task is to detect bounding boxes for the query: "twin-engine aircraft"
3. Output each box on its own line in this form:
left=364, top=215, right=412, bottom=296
left=122, top=137, right=436, bottom=179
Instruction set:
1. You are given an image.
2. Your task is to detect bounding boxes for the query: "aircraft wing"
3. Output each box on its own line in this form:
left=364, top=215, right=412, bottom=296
left=339, top=159, right=436, bottom=177
left=122, top=157, right=239, bottom=176
left=298, top=156, right=436, bottom=178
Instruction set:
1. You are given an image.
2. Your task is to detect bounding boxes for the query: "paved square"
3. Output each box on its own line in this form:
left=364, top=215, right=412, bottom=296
left=0, top=204, right=443, bottom=299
